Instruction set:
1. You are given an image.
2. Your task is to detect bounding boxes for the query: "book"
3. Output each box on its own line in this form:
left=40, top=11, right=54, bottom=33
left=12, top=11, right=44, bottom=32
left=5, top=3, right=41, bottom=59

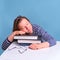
left=17, top=39, right=41, bottom=43
left=14, top=36, right=38, bottom=40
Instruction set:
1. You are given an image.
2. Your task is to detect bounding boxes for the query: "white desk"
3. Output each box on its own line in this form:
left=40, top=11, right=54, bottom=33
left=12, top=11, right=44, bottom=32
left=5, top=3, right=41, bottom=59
left=0, top=41, right=60, bottom=60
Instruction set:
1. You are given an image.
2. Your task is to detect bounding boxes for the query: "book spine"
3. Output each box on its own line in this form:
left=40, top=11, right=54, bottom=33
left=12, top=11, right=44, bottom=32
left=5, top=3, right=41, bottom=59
left=17, top=40, right=41, bottom=43
left=14, top=36, right=38, bottom=40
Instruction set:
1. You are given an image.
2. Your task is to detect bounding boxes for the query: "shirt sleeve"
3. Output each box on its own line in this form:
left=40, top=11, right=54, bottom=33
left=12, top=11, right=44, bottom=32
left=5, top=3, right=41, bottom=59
left=37, top=25, right=56, bottom=47
left=2, top=38, right=12, bottom=50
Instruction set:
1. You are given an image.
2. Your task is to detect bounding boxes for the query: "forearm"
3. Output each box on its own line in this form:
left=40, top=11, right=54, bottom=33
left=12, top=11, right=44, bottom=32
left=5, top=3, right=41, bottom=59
left=39, top=42, right=49, bottom=48
left=2, top=38, right=12, bottom=50
left=48, top=39, right=56, bottom=47
left=40, top=31, right=56, bottom=47
left=37, top=25, right=56, bottom=47
left=29, top=42, right=50, bottom=50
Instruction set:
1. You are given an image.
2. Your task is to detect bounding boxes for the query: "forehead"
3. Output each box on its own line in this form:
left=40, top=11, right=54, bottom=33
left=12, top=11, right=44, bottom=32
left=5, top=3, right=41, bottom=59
left=21, top=18, right=29, bottom=22
left=18, top=18, right=29, bottom=26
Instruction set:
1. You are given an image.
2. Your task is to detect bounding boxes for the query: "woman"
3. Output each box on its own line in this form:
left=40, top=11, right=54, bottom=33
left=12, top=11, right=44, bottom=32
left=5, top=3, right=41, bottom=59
left=2, top=16, right=56, bottom=50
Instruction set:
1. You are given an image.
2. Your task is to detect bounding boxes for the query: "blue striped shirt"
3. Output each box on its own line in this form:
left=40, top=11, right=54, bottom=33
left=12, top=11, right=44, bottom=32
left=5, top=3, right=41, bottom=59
left=2, top=24, right=56, bottom=50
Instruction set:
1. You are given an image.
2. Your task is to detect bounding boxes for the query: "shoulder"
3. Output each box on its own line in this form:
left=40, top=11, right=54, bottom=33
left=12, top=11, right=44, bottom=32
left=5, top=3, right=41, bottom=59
left=32, top=24, right=42, bottom=29
left=32, top=24, right=41, bottom=28
left=32, top=24, right=46, bottom=33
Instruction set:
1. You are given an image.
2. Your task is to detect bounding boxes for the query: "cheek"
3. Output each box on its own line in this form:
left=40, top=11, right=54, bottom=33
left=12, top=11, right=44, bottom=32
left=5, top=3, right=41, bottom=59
left=28, top=25, right=32, bottom=30
left=22, top=28, right=28, bottom=32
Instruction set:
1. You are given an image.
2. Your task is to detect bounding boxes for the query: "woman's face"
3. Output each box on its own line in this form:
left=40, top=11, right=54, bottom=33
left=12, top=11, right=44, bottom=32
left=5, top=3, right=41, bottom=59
left=18, top=18, right=33, bottom=34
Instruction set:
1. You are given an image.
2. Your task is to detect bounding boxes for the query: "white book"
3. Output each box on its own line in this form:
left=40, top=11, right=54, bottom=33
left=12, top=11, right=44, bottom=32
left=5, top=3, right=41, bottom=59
left=14, top=36, right=38, bottom=40
left=17, top=40, right=41, bottom=43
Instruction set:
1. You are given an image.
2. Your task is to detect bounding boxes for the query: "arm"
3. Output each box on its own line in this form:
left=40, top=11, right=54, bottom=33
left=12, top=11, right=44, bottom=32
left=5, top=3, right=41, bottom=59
left=2, top=30, right=26, bottom=50
left=29, top=25, right=56, bottom=50
left=38, top=26, right=56, bottom=47
left=2, top=38, right=12, bottom=50
left=2, top=32, right=15, bottom=50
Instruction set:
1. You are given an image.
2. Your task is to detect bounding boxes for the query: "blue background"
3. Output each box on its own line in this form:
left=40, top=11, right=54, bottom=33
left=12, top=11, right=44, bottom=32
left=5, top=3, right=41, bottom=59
left=0, top=0, right=60, bottom=55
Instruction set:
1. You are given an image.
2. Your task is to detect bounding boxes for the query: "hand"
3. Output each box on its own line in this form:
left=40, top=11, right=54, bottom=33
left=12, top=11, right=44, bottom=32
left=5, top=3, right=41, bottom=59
left=29, top=43, right=41, bottom=50
left=8, top=31, right=26, bottom=42
left=29, top=42, right=49, bottom=50
left=13, top=30, right=26, bottom=35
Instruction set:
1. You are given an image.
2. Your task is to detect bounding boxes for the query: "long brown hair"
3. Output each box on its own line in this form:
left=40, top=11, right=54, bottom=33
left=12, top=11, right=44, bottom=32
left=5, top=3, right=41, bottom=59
left=13, top=16, right=30, bottom=32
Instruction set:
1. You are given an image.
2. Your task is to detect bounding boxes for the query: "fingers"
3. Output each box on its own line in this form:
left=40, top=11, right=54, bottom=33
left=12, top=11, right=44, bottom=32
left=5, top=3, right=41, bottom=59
left=29, top=42, right=49, bottom=50
left=8, top=31, right=26, bottom=42
left=13, top=31, right=26, bottom=35
left=18, top=31, right=26, bottom=35
left=29, top=43, right=41, bottom=50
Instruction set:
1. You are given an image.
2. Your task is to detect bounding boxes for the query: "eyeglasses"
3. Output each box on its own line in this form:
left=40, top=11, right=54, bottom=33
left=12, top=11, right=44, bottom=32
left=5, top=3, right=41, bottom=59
left=8, top=46, right=27, bottom=54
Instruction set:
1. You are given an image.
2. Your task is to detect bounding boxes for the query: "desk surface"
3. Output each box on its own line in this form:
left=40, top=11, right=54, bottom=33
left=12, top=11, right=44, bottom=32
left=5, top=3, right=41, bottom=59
left=0, top=41, right=60, bottom=60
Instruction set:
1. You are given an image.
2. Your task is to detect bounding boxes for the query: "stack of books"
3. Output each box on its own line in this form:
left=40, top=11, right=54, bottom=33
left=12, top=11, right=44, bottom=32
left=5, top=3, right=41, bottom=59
left=14, top=36, right=41, bottom=43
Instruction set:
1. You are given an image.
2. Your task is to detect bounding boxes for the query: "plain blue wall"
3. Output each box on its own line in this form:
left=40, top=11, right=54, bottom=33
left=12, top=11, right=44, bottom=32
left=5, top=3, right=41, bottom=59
left=0, top=0, right=60, bottom=55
